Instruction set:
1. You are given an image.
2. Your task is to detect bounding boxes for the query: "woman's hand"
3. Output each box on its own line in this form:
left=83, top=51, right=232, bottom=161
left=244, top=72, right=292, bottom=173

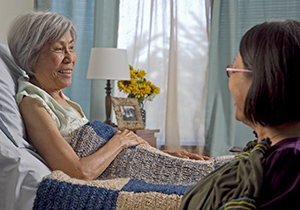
left=162, top=150, right=212, bottom=160
left=111, top=129, right=149, bottom=149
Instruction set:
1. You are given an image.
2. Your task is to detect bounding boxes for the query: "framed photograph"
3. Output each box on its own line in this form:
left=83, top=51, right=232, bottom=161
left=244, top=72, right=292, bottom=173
left=111, top=97, right=145, bottom=130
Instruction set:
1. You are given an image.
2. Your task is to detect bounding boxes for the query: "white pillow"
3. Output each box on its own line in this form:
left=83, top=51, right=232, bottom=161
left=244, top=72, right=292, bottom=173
left=0, top=43, right=29, bottom=148
left=0, top=43, right=51, bottom=209
left=0, top=127, right=51, bottom=209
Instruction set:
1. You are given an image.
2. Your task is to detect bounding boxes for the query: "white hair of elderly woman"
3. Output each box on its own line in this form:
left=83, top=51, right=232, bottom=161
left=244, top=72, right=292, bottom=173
left=7, top=11, right=77, bottom=77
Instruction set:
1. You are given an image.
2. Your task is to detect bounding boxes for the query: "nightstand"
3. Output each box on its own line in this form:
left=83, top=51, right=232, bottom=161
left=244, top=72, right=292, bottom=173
left=132, top=129, right=160, bottom=148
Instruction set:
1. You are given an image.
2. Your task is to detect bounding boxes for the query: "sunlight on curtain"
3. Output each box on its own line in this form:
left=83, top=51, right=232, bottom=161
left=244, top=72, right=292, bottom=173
left=206, top=0, right=300, bottom=157
left=116, top=0, right=209, bottom=150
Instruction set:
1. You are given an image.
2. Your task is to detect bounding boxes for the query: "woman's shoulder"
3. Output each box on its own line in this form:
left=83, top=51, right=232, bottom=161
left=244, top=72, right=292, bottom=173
left=271, top=137, right=300, bottom=154
left=16, top=76, right=50, bottom=104
left=264, top=137, right=300, bottom=178
left=19, top=94, right=43, bottom=106
left=16, top=77, right=65, bottom=122
left=266, top=137, right=300, bottom=161
left=259, top=137, right=300, bottom=209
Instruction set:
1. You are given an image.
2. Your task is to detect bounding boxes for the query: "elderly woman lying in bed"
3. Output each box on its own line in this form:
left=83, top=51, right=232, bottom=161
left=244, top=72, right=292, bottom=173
left=8, top=11, right=212, bottom=182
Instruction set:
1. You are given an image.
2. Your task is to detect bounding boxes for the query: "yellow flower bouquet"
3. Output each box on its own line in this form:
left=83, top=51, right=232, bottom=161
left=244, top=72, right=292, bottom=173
left=117, top=65, right=160, bottom=108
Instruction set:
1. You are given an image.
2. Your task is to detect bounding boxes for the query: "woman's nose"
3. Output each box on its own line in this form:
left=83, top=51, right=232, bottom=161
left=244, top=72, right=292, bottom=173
left=63, top=51, right=74, bottom=63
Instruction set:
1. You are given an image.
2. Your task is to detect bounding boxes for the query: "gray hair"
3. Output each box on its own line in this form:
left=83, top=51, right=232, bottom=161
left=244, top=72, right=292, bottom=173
left=7, top=11, right=77, bottom=77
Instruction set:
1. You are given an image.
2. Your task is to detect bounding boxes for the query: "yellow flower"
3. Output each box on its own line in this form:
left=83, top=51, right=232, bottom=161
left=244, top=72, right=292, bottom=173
left=118, top=65, right=160, bottom=104
left=130, top=70, right=138, bottom=79
left=152, top=86, right=160, bottom=94
left=117, top=81, right=124, bottom=90
left=137, top=70, right=146, bottom=78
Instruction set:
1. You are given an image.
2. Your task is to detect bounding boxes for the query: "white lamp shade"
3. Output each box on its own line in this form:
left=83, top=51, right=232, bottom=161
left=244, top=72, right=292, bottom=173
left=86, top=48, right=131, bottom=80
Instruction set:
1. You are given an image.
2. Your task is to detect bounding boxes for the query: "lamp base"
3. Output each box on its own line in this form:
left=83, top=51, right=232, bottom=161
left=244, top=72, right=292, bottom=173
left=103, top=79, right=117, bottom=128
left=104, top=119, right=117, bottom=127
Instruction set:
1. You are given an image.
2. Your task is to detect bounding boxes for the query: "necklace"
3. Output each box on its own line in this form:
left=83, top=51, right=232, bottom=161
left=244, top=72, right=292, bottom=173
left=269, top=132, right=300, bottom=140
left=269, top=133, right=280, bottom=140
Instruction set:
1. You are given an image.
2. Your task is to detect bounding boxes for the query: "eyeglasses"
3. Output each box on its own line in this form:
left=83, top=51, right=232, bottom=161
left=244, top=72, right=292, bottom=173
left=226, top=65, right=252, bottom=77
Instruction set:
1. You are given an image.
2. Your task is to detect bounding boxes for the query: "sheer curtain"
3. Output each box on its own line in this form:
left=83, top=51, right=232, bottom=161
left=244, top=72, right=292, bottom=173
left=206, top=0, right=300, bottom=157
left=116, top=0, right=210, bottom=151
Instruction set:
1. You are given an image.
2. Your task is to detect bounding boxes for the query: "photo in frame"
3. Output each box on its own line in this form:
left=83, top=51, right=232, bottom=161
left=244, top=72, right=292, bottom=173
left=111, top=97, right=145, bottom=130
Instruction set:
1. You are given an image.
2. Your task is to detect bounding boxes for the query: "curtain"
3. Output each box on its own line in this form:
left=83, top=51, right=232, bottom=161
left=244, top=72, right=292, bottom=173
left=116, top=0, right=210, bottom=151
left=206, top=0, right=300, bottom=157
left=89, top=0, right=120, bottom=122
left=36, top=0, right=120, bottom=122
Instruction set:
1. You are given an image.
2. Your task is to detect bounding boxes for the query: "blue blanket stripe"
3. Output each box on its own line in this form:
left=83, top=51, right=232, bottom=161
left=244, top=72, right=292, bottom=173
left=34, top=177, right=192, bottom=209
left=122, top=179, right=193, bottom=195
left=87, top=120, right=116, bottom=141
left=33, top=178, right=119, bottom=210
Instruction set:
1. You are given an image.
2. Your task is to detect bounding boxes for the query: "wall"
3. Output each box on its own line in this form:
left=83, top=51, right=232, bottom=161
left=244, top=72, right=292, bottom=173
left=0, top=0, right=34, bottom=43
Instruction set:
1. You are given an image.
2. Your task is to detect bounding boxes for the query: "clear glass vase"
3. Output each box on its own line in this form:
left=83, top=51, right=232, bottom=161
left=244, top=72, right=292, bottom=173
left=139, top=103, right=146, bottom=127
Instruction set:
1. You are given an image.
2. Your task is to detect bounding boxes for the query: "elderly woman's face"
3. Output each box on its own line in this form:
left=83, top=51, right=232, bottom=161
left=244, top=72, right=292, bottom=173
left=32, top=31, right=77, bottom=92
left=228, top=52, right=252, bottom=123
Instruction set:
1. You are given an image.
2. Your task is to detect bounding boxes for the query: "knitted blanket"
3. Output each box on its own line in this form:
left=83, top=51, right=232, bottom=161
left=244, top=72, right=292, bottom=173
left=33, top=121, right=233, bottom=210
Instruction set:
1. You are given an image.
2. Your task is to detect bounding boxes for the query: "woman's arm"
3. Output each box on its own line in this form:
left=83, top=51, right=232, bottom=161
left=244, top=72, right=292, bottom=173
left=19, top=97, right=148, bottom=181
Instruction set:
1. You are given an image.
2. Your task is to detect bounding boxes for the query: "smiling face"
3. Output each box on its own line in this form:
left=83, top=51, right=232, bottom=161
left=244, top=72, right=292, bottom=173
left=228, top=52, right=253, bottom=124
left=31, top=31, right=77, bottom=94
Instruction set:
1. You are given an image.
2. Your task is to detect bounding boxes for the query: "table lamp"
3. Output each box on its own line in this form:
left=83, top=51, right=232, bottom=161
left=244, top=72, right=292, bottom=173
left=87, top=48, right=130, bottom=126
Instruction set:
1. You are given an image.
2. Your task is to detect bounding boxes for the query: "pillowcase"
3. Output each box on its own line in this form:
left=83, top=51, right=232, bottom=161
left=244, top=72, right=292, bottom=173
left=0, top=43, right=29, bottom=148
left=0, top=125, right=51, bottom=209
left=0, top=44, right=51, bottom=209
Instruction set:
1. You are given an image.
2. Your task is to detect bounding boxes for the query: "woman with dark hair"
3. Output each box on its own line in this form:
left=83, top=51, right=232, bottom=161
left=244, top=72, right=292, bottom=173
left=179, top=20, right=300, bottom=210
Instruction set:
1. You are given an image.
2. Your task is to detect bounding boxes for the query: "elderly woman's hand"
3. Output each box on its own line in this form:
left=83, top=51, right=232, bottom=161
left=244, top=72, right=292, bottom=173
left=162, top=150, right=212, bottom=160
left=112, top=129, right=149, bottom=149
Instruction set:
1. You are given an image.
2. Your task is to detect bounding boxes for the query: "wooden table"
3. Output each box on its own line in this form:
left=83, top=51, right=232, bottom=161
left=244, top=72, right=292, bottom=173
left=132, top=129, right=160, bottom=148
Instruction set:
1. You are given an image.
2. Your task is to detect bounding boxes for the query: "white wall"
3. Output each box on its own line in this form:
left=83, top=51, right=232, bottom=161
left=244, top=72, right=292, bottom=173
left=0, top=0, right=34, bottom=43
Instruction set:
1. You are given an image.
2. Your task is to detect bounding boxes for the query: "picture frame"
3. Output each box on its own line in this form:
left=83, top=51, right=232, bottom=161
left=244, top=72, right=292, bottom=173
left=111, top=97, right=145, bottom=130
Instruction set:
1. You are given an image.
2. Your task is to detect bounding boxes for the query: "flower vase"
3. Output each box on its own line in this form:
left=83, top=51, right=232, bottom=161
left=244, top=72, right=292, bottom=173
left=139, top=103, right=146, bottom=127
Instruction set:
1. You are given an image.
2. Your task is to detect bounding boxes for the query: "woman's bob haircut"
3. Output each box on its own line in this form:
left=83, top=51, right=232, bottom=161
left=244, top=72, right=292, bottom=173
left=241, top=19, right=300, bottom=126
left=7, top=11, right=77, bottom=77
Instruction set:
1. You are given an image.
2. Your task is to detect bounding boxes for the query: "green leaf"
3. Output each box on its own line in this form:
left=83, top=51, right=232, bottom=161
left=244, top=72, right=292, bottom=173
left=138, top=97, right=145, bottom=103
left=128, top=94, right=135, bottom=98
